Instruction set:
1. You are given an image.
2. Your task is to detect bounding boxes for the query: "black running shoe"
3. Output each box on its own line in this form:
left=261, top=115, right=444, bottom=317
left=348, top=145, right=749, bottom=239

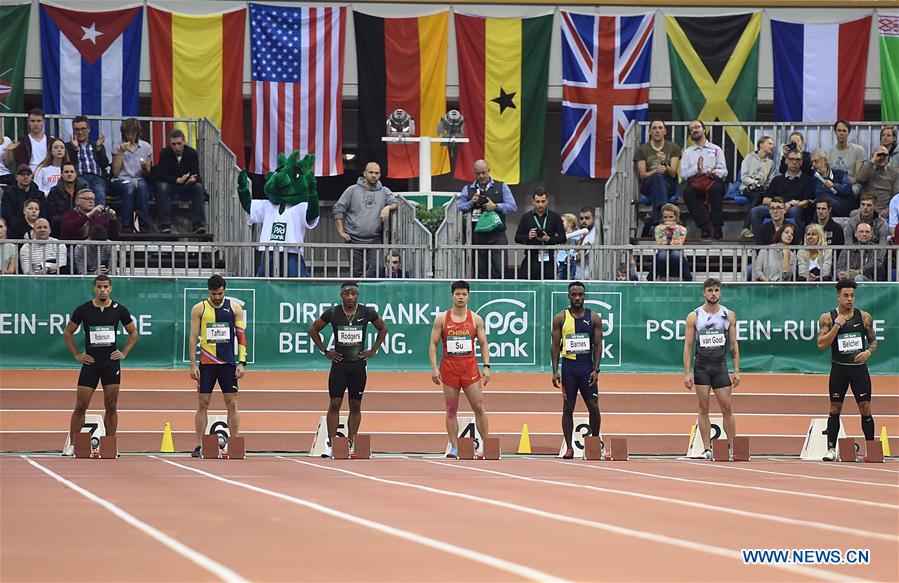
left=191, top=446, right=201, bottom=458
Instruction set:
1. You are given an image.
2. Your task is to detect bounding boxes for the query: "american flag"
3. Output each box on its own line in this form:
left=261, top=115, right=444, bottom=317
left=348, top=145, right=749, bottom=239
left=561, top=13, right=653, bottom=179
left=250, top=4, right=345, bottom=176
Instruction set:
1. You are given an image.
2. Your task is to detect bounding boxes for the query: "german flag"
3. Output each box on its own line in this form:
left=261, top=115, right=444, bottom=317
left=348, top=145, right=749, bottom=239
left=666, top=13, right=760, bottom=157
left=454, top=13, right=551, bottom=185
left=355, top=11, right=449, bottom=179
left=147, top=7, right=245, bottom=167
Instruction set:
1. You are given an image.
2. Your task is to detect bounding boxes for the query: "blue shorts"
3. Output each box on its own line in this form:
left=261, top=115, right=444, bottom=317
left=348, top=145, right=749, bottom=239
left=561, top=361, right=597, bottom=402
left=198, top=364, right=238, bottom=394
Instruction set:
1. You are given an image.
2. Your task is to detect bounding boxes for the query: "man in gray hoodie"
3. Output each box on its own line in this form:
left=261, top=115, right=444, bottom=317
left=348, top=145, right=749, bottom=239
left=333, top=162, right=397, bottom=278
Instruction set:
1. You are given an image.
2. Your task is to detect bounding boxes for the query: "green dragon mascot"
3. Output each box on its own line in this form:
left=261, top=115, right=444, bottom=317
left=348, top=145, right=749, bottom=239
left=238, top=151, right=320, bottom=277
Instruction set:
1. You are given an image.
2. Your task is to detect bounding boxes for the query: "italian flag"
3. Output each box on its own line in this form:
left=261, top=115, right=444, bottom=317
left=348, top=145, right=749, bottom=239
left=454, top=13, right=551, bottom=185
left=147, top=6, right=245, bottom=167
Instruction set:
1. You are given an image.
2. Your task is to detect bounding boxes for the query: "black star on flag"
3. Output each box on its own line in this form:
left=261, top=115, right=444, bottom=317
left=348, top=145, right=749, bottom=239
left=491, top=86, right=517, bottom=114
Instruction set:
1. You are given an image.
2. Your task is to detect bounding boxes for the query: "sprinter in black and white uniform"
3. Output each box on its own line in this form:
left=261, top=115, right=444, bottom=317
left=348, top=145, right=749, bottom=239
left=683, top=277, right=741, bottom=460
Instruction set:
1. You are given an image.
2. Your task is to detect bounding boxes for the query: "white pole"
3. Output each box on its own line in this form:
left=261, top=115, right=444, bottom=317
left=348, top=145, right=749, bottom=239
left=419, top=136, right=433, bottom=209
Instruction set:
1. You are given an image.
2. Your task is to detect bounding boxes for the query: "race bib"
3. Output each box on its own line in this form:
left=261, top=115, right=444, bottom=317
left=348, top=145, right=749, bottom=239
left=564, top=333, right=591, bottom=354
left=206, top=322, right=231, bottom=344
left=337, top=325, right=363, bottom=346
left=447, top=335, right=473, bottom=355
left=270, top=221, right=287, bottom=242
left=88, top=325, right=115, bottom=347
left=837, top=332, right=863, bottom=354
left=699, top=330, right=726, bottom=349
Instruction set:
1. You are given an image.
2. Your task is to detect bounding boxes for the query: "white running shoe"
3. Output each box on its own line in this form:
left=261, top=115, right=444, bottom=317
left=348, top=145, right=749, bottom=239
left=62, top=444, right=74, bottom=457
left=701, top=448, right=713, bottom=460
left=349, top=440, right=356, bottom=459
left=822, top=448, right=837, bottom=462
left=321, top=443, right=333, bottom=459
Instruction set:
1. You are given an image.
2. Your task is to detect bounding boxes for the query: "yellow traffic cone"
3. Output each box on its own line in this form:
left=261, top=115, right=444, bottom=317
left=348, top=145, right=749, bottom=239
left=881, top=426, right=891, bottom=457
left=160, top=422, right=175, bottom=453
left=517, top=424, right=532, bottom=454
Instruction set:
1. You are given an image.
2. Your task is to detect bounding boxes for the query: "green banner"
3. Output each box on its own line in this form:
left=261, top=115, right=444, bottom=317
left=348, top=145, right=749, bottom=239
left=0, top=278, right=896, bottom=374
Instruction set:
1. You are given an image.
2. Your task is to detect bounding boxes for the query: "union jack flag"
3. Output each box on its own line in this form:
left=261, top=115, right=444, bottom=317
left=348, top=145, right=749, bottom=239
left=561, top=13, right=653, bottom=179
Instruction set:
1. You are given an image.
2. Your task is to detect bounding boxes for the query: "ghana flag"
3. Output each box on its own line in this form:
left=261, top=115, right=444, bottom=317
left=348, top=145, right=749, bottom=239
left=355, top=11, right=449, bottom=179
left=666, top=13, right=760, bottom=157
left=454, top=13, right=551, bottom=184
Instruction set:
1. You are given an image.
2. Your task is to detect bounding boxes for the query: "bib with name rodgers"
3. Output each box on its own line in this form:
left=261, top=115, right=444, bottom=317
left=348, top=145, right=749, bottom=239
left=321, top=304, right=380, bottom=362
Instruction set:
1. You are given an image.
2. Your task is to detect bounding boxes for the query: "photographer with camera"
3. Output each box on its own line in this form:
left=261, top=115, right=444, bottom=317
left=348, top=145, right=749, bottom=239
left=514, top=187, right=566, bottom=280
left=777, top=131, right=813, bottom=177
left=855, top=146, right=899, bottom=219
left=61, top=188, right=119, bottom=242
left=457, top=159, right=517, bottom=279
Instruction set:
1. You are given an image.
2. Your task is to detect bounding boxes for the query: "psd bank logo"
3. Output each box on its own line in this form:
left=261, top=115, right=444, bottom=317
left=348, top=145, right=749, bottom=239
left=181, top=287, right=256, bottom=364
left=471, top=291, right=536, bottom=365
left=551, top=291, right=622, bottom=367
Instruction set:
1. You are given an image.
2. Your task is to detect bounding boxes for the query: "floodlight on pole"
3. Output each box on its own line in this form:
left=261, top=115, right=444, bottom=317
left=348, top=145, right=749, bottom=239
left=386, top=108, right=415, bottom=137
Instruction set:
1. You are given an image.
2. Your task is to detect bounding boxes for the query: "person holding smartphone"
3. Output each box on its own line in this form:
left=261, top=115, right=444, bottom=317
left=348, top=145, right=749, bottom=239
left=154, top=128, right=206, bottom=234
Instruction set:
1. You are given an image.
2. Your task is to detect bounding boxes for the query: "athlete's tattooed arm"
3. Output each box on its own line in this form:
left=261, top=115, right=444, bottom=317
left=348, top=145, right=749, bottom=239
left=862, top=311, right=878, bottom=356
left=816, top=312, right=835, bottom=351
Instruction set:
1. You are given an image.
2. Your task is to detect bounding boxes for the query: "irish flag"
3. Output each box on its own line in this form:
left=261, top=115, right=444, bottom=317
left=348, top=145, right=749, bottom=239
left=454, top=13, right=551, bottom=185
left=147, top=6, right=245, bottom=167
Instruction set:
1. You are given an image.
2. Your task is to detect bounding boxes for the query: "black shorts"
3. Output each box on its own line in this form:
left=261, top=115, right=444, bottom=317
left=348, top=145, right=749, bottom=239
left=329, top=360, right=367, bottom=401
left=829, top=363, right=872, bottom=403
left=561, top=362, right=598, bottom=403
left=77, top=360, right=121, bottom=389
left=198, top=364, right=238, bottom=394
left=694, top=360, right=731, bottom=389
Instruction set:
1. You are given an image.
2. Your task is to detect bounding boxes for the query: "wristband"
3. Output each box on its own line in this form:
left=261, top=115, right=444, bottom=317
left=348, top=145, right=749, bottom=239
left=595, top=367, right=601, bottom=373
left=239, top=361, right=246, bottom=366
left=483, top=364, right=491, bottom=368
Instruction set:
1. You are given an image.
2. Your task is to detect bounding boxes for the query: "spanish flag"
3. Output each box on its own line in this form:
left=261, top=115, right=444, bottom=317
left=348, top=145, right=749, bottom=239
left=355, top=11, right=449, bottom=179
left=148, top=6, right=245, bottom=167
left=454, top=13, right=551, bottom=185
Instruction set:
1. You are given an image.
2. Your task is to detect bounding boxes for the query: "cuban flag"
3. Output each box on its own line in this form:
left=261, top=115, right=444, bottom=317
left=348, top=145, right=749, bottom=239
left=561, top=12, right=653, bottom=179
left=771, top=17, right=871, bottom=122
left=39, top=4, right=142, bottom=143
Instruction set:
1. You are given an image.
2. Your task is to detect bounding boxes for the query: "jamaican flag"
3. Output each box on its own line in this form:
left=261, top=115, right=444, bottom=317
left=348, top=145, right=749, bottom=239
left=666, top=13, right=760, bottom=157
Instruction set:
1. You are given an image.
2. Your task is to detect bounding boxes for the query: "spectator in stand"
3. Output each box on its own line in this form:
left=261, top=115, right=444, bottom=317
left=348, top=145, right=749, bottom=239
left=0, top=218, right=17, bottom=273
left=18, top=218, right=66, bottom=274
left=648, top=203, right=693, bottom=282
left=34, top=138, right=68, bottom=196
left=826, top=120, right=866, bottom=197
left=777, top=131, right=813, bottom=176
left=61, top=188, right=119, bottom=241
left=797, top=223, right=833, bottom=282
left=1, top=165, right=42, bottom=239
left=66, top=116, right=110, bottom=205
left=20, top=199, right=41, bottom=240
left=575, top=207, right=596, bottom=279
left=514, top=187, right=566, bottom=280
left=836, top=222, right=887, bottom=282
left=635, top=120, right=681, bottom=227
left=556, top=213, right=581, bottom=280
left=889, top=192, right=899, bottom=232
left=739, top=136, right=776, bottom=240
left=8, top=108, right=55, bottom=173
left=856, top=145, right=899, bottom=217
left=333, top=161, right=397, bottom=278
left=46, top=161, right=84, bottom=237
left=0, top=124, right=13, bottom=187
left=810, top=149, right=855, bottom=217
left=73, top=225, right=116, bottom=275
left=880, top=126, right=898, bottom=168
left=111, top=118, right=154, bottom=234
left=154, top=129, right=206, bottom=234
left=457, top=159, right=518, bottom=279
left=844, top=194, right=891, bottom=245
left=749, top=150, right=814, bottom=238
left=377, top=249, right=410, bottom=279
left=753, top=197, right=792, bottom=246
left=754, top=223, right=797, bottom=282
left=812, top=198, right=845, bottom=247
left=681, top=120, right=727, bottom=239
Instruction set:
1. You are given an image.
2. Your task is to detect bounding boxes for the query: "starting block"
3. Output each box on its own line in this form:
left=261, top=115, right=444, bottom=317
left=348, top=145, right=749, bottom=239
left=732, top=437, right=750, bottom=461
left=228, top=436, right=245, bottom=459
left=99, top=436, right=117, bottom=459
left=73, top=433, right=92, bottom=459
left=202, top=435, right=220, bottom=459
left=483, top=437, right=501, bottom=460
left=584, top=436, right=602, bottom=460
left=353, top=435, right=371, bottom=459
left=864, top=440, right=884, bottom=463
left=712, top=440, right=730, bottom=462
left=332, top=437, right=350, bottom=459
left=457, top=437, right=475, bottom=460
left=838, top=438, right=858, bottom=462
left=609, top=438, right=628, bottom=461
left=202, top=434, right=244, bottom=459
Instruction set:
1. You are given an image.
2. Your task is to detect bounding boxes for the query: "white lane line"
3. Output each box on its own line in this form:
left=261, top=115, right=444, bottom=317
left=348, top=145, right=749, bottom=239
left=153, top=457, right=567, bottom=583
left=285, top=457, right=894, bottom=543
left=551, top=460, right=898, bottom=511
left=772, top=458, right=899, bottom=474
left=20, top=456, right=246, bottom=583
left=415, top=459, right=868, bottom=583
left=700, top=461, right=899, bottom=488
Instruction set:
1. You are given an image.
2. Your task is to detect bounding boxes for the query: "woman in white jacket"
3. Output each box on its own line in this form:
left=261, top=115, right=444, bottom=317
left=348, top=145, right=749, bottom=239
left=754, top=223, right=797, bottom=282
left=797, top=223, right=833, bottom=281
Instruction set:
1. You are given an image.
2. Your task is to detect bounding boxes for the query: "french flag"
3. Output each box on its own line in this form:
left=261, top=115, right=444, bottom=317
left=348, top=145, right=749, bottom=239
left=39, top=4, right=142, bottom=142
left=771, top=17, right=871, bottom=122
